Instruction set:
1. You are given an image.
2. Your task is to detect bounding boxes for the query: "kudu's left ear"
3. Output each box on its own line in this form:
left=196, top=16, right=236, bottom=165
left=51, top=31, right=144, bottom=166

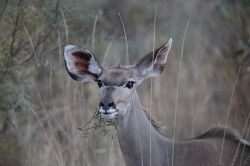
left=134, top=38, right=172, bottom=78
left=64, top=45, right=102, bottom=82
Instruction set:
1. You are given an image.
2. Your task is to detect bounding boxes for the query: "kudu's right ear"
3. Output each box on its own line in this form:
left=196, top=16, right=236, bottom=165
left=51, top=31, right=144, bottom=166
left=64, top=45, right=102, bottom=82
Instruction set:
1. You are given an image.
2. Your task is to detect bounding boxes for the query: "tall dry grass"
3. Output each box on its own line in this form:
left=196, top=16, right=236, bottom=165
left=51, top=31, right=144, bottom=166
left=1, top=0, right=250, bottom=165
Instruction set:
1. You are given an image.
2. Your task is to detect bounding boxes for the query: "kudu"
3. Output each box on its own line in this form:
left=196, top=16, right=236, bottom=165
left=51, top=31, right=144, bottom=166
left=64, top=39, right=250, bottom=166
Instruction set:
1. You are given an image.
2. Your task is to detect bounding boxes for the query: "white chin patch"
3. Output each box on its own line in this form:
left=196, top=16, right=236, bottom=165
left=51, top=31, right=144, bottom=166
left=99, top=108, right=118, bottom=120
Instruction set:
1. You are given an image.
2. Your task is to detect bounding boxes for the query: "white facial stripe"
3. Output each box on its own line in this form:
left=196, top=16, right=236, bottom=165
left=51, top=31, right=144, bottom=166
left=99, top=108, right=118, bottom=120
left=100, top=112, right=118, bottom=120
left=98, top=108, right=117, bottom=114
left=99, top=108, right=105, bottom=113
left=106, top=108, right=117, bottom=114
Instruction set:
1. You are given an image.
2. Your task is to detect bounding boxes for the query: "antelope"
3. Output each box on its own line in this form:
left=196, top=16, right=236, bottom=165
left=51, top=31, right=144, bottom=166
left=64, top=38, right=250, bottom=166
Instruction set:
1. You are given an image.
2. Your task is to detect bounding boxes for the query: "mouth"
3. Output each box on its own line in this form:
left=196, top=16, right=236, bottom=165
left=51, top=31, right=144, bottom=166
left=98, top=108, right=118, bottom=120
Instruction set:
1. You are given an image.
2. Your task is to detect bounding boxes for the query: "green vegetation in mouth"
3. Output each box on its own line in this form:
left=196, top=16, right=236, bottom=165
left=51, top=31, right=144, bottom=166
left=77, top=109, right=119, bottom=139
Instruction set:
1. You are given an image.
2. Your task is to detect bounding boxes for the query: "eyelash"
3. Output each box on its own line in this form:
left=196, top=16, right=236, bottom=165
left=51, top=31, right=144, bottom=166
left=96, top=80, right=135, bottom=89
left=125, top=81, right=135, bottom=89
left=97, top=80, right=103, bottom=88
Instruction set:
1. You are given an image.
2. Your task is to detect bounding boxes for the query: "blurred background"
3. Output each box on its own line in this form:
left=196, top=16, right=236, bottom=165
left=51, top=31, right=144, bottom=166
left=1, top=0, right=250, bottom=165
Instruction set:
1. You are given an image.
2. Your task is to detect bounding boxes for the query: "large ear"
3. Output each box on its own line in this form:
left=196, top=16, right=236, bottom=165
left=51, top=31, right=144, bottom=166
left=64, top=45, right=102, bottom=82
left=134, top=38, right=172, bottom=78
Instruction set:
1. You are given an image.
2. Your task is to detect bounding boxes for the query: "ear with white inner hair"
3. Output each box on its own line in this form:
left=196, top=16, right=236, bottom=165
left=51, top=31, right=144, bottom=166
left=134, top=38, right=172, bottom=78
left=64, top=45, right=102, bottom=82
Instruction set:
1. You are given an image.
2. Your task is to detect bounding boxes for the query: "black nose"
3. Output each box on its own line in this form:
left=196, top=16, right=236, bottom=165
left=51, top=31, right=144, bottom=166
left=99, top=101, right=116, bottom=110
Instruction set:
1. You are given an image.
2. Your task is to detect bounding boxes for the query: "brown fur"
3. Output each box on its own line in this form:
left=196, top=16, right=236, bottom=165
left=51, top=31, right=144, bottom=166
left=72, top=52, right=91, bottom=74
left=194, top=126, right=250, bottom=145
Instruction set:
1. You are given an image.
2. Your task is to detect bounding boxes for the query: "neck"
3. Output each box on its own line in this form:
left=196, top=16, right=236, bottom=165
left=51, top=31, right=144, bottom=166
left=117, top=91, right=173, bottom=166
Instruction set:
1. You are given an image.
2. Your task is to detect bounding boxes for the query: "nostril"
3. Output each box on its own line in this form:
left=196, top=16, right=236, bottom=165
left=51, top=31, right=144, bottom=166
left=99, top=102, right=104, bottom=108
left=108, top=102, right=115, bottom=108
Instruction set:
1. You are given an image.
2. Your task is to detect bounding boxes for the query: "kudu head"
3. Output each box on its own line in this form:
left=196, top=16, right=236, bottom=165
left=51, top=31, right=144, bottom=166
left=64, top=39, right=172, bottom=121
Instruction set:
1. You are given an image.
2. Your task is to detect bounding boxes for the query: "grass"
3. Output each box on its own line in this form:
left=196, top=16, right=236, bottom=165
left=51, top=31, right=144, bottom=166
left=1, top=0, right=250, bottom=165
left=77, top=110, right=119, bottom=139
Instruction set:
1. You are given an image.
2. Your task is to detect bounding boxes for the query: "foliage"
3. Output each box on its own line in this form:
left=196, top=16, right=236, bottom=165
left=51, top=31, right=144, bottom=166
left=0, top=0, right=250, bottom=165
left=77, top=110, right=118, bottom=139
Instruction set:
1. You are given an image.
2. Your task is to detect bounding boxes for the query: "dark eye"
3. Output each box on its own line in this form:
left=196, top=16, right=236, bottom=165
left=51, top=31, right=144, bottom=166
left=97, top=80, right=103, bottom=88
left=125, top=81, right=135, bottom=89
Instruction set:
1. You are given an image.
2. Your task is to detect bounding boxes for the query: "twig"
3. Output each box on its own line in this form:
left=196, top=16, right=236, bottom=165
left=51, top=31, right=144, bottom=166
left=10, top=0, right=22, bottom=57
left=102, top=36, right=114, bottom=66
left=118, top=13, right=129, bottom=65
left=91, top=15, right=98, bottom=50
left=23, top=25, right=39, bottom=65
left=172, top=16, right=191, bottom=166
left=149, top=2, right=157, bottom=165
left=220, top=39, right=250, bottom=165
left=21, top=1, right=59, bottom=63
left=0, top=0, right=8, bottom=21
left=60, top=7, right=69, bottom=43
left=77, top=111, right=100, bottom=137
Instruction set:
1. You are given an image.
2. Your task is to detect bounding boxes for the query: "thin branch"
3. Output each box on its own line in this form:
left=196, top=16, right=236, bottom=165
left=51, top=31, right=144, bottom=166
left=10, top=0, right=22, bottom=57
left=58, top=30, right=62, bottom=67
left=102, top=36, right=114, bottom=66
left=220, top=39, right=250, bottom=165
left=77, top=111, right=100, bottom=132
left=23, top=26, right=39, bottom=65
left=149, top=2, right=157, bottom=166
left=60, top=7, right=69, bottom=43
left=118, top=13, right=129, bottom=65
left=0, top=0, right=8, bottom=21
left=91, top=15, right=98, bottom=50
left=172, top=16, right=191, bottom=166
left=21, top=2, right=59, bottom=63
